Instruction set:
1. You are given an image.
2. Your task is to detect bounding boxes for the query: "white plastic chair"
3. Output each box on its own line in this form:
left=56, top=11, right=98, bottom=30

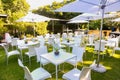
left=73, top=36, right=81, bottom=47
left=86, top=34, right=95, bottom=46
left=17, top=39, right=28, bottom=53
left=47, top=37, right=54, bottom=45
left=18, top=59, right=51, bottom=80
left=94, top=41, right=106, bottom=59
left=17, top=39, right=28, bottom=62
left=35, top=46, right=50, bottom=66
left=25, top=45, right=36, bottom=65
left=11, top=38, right=19, bottom=49
left=62, top=67, right=91, bottom=80
left=105, top=38, right=116, bottom=48
left=68, top=33, right=73, bottom=40
left=62, top=33, right=67, bottom=42
left=66, top=46, right=85, bottom=67
left=38, top=36, right=45, bottom=47
left=0, top=43, right=21, bottom=65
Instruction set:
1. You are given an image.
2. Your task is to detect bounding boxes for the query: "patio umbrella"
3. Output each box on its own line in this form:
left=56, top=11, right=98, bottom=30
left=111, top=17, right=120, bottom=22
left=55, top=0, right=120, bottom=73
left=16, top=12, right=50, bottom=36
left=68, top=20, right=88, bottom=29
left=71, top=13, right=99, bottom=30
left=71, top=13, right=115, bottom=21
left=67, top=20, right=89, bottom=23
left=71, top=13, right=116, bottom=30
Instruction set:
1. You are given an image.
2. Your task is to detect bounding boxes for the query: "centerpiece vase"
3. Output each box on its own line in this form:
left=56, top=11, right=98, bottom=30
left=54, top=50, right=59, bottom=56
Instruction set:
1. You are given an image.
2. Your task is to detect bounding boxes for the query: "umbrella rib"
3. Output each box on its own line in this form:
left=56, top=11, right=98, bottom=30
left=79, top=0, right=99, bottom=6
left=106, top=0, right=120, bottom=6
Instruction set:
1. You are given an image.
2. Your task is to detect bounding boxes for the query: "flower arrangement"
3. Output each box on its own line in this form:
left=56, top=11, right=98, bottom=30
left=53, top=40, right=60, bottom=55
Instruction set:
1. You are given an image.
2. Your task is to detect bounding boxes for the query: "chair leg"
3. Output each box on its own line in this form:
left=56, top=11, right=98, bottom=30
left=62, top=63, right=65, bottom=72
left=75, top=63, right=77, bottom=68
left=6, top=56, right=8, bottom=65
left=20, top=53, right=23, bottom=63
left=20, top=49, right=23, bottom=62
left=112, top=48, right=114, bottom=56
left=29, top=57, right=31, bottom=66
left=102, top=55, right=104, bottom=59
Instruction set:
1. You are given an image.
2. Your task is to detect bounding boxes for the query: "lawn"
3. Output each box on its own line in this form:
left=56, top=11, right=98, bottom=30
left=0, top=46, right=120, bottom=80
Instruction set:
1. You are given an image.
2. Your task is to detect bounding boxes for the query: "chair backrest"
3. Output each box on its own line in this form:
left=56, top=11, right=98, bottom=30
left=11, top=38, right=19, bottom=46
left=23, top=66, right=33, bottom=80
left=72, top=46, right=85, bottom=62
left=18, top=59, right=24, bottom=67
left=39, top=37, right=45, bottom=46
left=56, top=33, right=60, bottom=38
left=107, top=38, right=117, bottom=47
left=45, top=33, right=50, bottom=39
left=35, top=46, right=48, bottom=62
left=95, top=41, right=106, bottom=51
left=17, top=39, right=26, bottom=47
left=62, top=33, right=67, bottom=41
left=79, top=67, right=91, bottom=80
left=74, top=36, right=81, bottom=46
left=68, top=33, right=73, bottom=39
left=1, top=43, right=8, bottom=55
left=28, top=45, right=36, bottom=56
left=54, top=38, right=60, bottom=45
left=18, top=59, right=33, bottom=80
left=48, top=37, right=54, bottom=45
left=89, top=35, right=94, bottom=44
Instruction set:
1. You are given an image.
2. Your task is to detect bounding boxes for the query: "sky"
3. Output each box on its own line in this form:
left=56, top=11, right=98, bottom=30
left=26, top=0, right=64, bottom=10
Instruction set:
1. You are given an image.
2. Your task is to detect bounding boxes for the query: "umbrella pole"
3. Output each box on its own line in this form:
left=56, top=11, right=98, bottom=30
left=77, top=23, right=79, bottom=29
left=52, top=20, right=54, bottom=33
left=97, top=6, right=105, bottom=67
left=34, top=25, right=35, bottom=37
left=91, top=5, right=106, bottom=73
left=88, top=20, right=90, bottom=30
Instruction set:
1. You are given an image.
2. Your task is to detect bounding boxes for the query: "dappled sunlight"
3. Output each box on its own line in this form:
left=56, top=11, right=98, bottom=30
left=105, top=66, right=112, bottom=70
left=86, top=47, right=94, bottom=53
left=113, top=54, right=120, bottom=59
left=83, top=61, right=93, bottom=65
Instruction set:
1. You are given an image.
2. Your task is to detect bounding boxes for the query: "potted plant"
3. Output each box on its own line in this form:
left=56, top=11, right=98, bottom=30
left=53, top=41, right=60, bottom=56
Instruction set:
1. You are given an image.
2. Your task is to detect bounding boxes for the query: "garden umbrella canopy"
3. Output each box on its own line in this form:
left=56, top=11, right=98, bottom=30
left=71, top=13, right=116, bottom=21
left=111, top=17, right=120, bottom=22
left=16, top=12, right=50, bottom=37
left=67, top=20, right=88, bottom=23
left=70, top=13, right=115, bottom=30
left=16, top=12, right=50, bottom=22
left=55, top=0, right=120, bottom=14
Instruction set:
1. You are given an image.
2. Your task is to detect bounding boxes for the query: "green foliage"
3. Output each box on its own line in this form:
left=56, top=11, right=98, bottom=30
left=0, top=20, right=7, bottom=34
left=14, top=22, right=26, bottom=32
left=2, top=0, right=30, bottom=22
left=0, top=0, right=30, bottom=37
left=90, top=20, right=101, bottom=30
left=35, top=22, right=48, bottom=35
left=33, top=0, right=79, bottom=33
left=0, top=0, right=4, bottom=13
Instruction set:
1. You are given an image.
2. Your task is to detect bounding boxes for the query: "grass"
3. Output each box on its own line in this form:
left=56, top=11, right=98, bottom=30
left=0, top=46, right=120, bottom=80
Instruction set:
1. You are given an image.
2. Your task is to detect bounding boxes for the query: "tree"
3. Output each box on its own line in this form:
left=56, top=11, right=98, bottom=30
left=35, top=22, right=48, bottom=35
left=0, top=0, right=30, bottom=37
left=0, top=0, right=4, bottom=13
left=2, top=0, right=30, bottom=22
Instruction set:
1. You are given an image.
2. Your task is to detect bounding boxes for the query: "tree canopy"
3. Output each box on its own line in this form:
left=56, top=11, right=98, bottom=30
left=2, top=0, right=30, bottom=22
